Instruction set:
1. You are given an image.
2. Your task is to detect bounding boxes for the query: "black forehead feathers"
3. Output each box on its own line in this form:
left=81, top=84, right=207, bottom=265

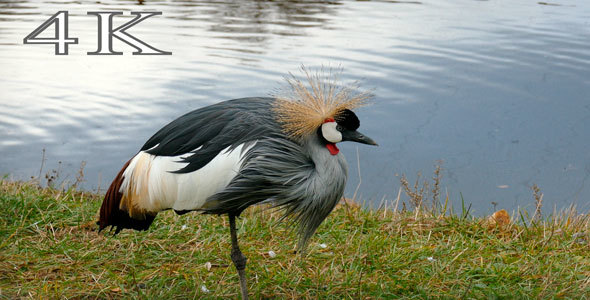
left=335, top=109, right=360, bottom=130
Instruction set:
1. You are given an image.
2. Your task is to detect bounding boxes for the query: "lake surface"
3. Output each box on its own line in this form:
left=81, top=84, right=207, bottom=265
left=1, top=0, right=589, bottom=215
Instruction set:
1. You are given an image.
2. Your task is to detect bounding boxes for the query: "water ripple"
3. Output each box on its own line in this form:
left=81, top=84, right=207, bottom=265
left=1, top=0, right=589, bottom=212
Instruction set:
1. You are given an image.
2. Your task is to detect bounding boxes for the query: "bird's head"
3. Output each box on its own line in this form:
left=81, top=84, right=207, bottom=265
left=272, top=66, right=377, bottom=154
left=319, top=109, right=377, bottom=155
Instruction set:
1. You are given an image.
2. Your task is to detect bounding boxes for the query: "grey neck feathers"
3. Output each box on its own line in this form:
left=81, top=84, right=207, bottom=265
left=293, top=135, right=348, bottom=249
left=302, top=135, right=348, bottom=191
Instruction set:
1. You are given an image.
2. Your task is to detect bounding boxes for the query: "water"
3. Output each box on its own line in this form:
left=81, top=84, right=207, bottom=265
left=1, top=0, right=589, bottom=215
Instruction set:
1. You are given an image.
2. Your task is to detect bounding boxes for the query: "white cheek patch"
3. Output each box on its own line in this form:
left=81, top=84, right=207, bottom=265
left=321, top=121, right=342, bottom=143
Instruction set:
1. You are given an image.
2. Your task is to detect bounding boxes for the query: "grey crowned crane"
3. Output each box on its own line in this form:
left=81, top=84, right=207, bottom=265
left=98, top=71, right=377, bottom=299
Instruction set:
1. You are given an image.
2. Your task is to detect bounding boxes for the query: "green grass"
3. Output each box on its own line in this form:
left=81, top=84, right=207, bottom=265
left=1, top=180, right=589, bottom=299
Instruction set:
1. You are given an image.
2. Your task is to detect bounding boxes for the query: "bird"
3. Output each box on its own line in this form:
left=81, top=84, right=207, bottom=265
left=98, top=69, right=377, bottom=299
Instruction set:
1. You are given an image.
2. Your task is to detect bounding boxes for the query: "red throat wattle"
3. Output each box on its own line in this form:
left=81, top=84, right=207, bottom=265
left=326, top=143, right=339, bottom=155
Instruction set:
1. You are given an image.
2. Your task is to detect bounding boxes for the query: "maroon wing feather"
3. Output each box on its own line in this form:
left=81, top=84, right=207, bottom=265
left=98, top=158, right=156, bottom=234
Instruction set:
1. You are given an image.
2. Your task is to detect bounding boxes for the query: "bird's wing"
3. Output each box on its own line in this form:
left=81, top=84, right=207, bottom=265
left=141, top=97, right=278, bottom=174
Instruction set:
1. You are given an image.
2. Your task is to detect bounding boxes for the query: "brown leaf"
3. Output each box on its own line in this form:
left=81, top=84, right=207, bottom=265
left=487, top=209, right=510, bottom=229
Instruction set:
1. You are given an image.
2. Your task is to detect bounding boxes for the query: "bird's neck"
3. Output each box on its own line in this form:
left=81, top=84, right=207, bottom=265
left=303, top=136, right=348, bottom=179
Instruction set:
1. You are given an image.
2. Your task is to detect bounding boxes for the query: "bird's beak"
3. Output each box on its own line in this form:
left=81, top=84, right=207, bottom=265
left=342, top=130, right=378, bottom=146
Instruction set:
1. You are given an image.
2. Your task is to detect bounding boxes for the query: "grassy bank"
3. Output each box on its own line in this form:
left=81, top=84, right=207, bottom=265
left=1, top=180, right=589, bottom=299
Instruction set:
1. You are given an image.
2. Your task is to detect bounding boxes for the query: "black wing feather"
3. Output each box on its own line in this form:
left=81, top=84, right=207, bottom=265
left=141, top=97, right=278, bottom=174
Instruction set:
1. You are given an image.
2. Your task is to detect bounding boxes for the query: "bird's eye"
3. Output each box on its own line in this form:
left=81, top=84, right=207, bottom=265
left=336, top=125, right=343, bottom=131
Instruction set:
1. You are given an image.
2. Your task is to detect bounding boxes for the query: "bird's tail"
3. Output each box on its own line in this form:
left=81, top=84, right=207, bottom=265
left=98, top=158, right=156, bottom=234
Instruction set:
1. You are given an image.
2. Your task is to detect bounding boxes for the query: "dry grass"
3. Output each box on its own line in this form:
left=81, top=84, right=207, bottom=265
left=531, top=184, right=544, bottom=223
left=1, top=179, right=589, bottom=299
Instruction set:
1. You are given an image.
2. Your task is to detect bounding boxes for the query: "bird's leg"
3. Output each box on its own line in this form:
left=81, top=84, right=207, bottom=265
left=229, top=214, right=249, bottom=300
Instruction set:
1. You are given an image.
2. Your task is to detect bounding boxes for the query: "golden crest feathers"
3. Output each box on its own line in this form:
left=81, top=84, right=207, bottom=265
left=271, top=66, right=373, bottom=139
